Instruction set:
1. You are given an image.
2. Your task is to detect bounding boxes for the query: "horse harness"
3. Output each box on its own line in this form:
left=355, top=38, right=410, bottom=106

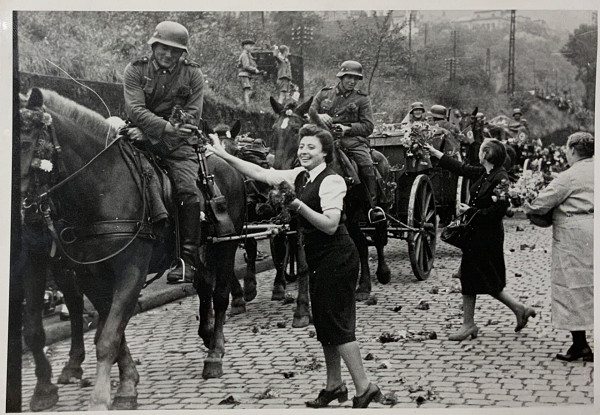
left=21, top=105, right=155, bottom=265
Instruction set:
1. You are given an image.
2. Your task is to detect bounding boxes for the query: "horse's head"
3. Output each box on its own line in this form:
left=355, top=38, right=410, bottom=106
left=202, top=119, right=241, bottom=156
left=270, top=96, right=313, bottom=169
left=19, top=88, right=56, bottom=195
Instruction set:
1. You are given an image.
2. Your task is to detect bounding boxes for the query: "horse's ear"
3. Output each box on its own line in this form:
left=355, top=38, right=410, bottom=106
left=201, top=119, right=213, bottom=135
left=295, top=96, right=313, bottom=117
left=230, top=120, right=241, bottom=139
left=27, top=88, right=44, bottom=109
left=472, top=107, right=478, bottom=117
left=270, top=96, right=284, bottom=114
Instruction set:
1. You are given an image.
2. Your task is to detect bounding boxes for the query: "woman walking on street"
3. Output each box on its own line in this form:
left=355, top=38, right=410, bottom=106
left=208, top=124, right=383, bottom=408
left=523, top=132, right=594, bottom=362
left=425, top=139, right=536, bottom=341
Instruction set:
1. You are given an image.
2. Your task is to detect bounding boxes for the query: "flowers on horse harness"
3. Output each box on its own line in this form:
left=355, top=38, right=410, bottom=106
left=285, top=109, right=294, bottom=117
left=20, top=108, right=55, bottom=173
left=20, top=108, right=53, bottom=131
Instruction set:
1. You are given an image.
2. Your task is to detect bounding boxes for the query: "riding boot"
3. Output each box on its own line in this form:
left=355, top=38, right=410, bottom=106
left=360, top=166, right=386, bottom=224
left=167, top=203, right=201, bottom=284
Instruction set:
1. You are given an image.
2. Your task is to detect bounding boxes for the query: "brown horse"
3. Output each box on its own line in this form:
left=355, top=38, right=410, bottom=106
left=270, top=97, right=391, bottom=300
left=18, top=88, right=245, bottom=410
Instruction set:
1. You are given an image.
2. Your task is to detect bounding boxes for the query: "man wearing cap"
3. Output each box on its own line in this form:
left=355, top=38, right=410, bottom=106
left=123, top=20, right=204, bottom=284
left=308, top=60, right=385, bottom=223
left=238, top=40, right=265, bottom=105
left=511, top=108, right=529, bottom=133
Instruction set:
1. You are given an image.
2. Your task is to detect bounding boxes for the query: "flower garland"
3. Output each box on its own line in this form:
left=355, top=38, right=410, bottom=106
left=20, top=108, right=55, bottom=174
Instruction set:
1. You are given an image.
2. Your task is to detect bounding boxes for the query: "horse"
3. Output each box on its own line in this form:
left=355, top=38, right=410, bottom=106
left=18, top=88, right=245, bottom=410
left=270, top=97, right=391, bottom=300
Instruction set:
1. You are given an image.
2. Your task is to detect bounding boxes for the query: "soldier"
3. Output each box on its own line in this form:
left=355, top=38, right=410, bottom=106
left=308, top=60, right=385, bottom=223
left=401, top=101, right=426, bottom=128
left=238, top=39, right=266, bottom=105
left=512, top=108, right=530, bottom=134
left=123, top=21, right=204, bottom=284
left=272, top=44, right=292, bottom=104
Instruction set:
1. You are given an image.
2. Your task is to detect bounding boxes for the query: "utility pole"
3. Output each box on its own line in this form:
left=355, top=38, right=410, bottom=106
left=485, top=48, right=491, bottom=81
left=507, top=10, right=516, bottom=95
left=452, top=30, right=458, bottom=83
left=408, top=11, right=415, bottom=84
left=423, top=23, right=428, bottom=47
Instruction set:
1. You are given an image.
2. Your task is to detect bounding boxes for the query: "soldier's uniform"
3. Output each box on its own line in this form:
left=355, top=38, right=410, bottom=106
left=309, top=83, right=374, bottom=168
left=238, top=48, right=261, bottom=90
left=123, top=55, right=204, bottom=204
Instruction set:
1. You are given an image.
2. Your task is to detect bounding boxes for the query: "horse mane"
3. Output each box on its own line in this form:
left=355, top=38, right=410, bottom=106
left=37, top=88, right=112, bottom=139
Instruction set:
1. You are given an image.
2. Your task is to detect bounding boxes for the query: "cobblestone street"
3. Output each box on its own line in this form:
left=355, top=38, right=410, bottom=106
left=22, top=217, right=594, bottom=412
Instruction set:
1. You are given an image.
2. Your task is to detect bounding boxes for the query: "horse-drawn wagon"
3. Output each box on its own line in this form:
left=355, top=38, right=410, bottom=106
left=366, top=123, right=468, bottom=281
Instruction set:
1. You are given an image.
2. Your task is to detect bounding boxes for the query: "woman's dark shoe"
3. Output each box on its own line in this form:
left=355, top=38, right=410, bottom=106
left=448, top=325, right=479, bottom=341
left=352, top=383, right=383, bottom=408
left=305, top=383, right=348, bottom=408
left=556, top=345, right=594, bottom=362
left=515, top=307, right=537, bottom=332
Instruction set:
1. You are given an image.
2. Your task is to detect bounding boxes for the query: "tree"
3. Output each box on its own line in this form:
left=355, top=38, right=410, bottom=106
left=561, top=24, right=597, bottom=110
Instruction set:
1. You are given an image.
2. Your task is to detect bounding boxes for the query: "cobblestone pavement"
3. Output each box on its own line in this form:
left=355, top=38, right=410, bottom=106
left=22, top=217, right=594, bottom=412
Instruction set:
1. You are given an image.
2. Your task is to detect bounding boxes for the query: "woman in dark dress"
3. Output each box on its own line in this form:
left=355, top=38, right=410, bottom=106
left=425, top=139, right=537, bottom=341
left=208, top=124, right=382, bottom=408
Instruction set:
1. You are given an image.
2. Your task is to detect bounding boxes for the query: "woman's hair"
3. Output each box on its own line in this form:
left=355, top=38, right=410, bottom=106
left=480, top=138, right=507, bottom=168
left=567, top=132, right=594, bottom=158
left=298, top=124, right=334, bottom=163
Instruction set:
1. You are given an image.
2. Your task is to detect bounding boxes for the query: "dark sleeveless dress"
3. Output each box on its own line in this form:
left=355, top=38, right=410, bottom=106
left=295, top=166, right=359, bottom=345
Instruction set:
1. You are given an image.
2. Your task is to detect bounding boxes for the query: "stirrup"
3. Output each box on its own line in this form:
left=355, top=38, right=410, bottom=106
left=166, top=258, right=197, bottom=284
left=368, top=206, right=386, bottom=224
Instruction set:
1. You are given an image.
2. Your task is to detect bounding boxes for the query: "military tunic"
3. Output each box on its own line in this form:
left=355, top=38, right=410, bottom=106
left=238, top=50, right=260, bottom=90
left=123, top=55, right=204, bottom=204
left=308, top=83, right=374, bottom=167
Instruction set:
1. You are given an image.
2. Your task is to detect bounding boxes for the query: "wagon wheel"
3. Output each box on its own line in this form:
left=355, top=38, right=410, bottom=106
left=455, top=176, right=471, bottom=219
left=407, top=174, right=438, bottom=281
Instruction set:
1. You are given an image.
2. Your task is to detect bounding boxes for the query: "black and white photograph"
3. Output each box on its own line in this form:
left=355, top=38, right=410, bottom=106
left=3, top=2, right=598, bottom=413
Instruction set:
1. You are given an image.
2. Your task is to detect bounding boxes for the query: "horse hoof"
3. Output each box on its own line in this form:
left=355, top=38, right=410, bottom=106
left=202, top=357, right=223, bottom=379
left=376, top=270, right=391, bottom=285
left=292, top=315, right=310, bottom=328
left=271, top=287, right=285, bottom=301
left=57, top=367, right=83, bottom=384
left=230, top=304, right=246, bottom=315
left=112, top=394, right=138, bottom=410
left=356, top=291, right=370, bottom=302
left=30, top=383, right=59, bottom=412
left=243, top=286, right=257, bottom=302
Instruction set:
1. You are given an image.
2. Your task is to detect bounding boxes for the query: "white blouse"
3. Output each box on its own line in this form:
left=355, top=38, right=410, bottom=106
left=257, top=163, right=347, bottom=212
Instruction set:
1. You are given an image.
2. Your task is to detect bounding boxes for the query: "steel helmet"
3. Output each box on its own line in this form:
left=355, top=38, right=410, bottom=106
left=512, top=108, right=522, bottom=116
left=148, top=21, right=189, bottom=53
left=430, top=104, right=447, bottom=120
left=337, top=61, right=363, bottom=79
left=409, top=102, right=425, bottom=113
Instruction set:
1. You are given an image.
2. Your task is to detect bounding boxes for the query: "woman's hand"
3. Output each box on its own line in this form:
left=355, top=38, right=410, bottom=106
left=287, top=198, right=302, bottom=212
left=423, top=143, right=443, bottom=159
left=206, top=134, right=227, bottom=158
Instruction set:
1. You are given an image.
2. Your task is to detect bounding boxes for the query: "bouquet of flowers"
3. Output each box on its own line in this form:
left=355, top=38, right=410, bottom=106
left=398, top=121, right=433, bottom=159
left=492, top=169, right=551, bottom=207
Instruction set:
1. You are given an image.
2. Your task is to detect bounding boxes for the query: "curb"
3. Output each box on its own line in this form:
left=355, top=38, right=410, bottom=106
left=41, top=241, right=275, bottom=347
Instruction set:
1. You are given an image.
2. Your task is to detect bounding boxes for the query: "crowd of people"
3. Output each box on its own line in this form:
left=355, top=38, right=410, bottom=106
left=117, top=20, right=593, bottom=408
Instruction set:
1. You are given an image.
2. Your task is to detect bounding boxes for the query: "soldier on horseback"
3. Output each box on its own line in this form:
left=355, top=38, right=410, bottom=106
left=308, top=60, right=386, bottom=223
left=122, top=21, right=205, bottom=283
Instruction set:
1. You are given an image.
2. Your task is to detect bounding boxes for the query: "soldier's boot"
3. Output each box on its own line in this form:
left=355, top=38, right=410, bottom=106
left=167, top=203, right=201, bottom=284
left=360, top=166, right=386, bottom=224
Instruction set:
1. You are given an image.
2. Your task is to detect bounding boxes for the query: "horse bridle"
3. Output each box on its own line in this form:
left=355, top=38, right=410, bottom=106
left=21, top=106, right=152, bottom=265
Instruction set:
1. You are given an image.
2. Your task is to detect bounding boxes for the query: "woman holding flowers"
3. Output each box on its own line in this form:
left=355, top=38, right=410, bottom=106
left=425, top=139, right=536, bottom=341
left=522, top=132, right=594, bottom=362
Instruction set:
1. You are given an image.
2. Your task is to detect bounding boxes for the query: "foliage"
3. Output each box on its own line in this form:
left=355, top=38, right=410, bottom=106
left=561, top=24, right=597, bottom=110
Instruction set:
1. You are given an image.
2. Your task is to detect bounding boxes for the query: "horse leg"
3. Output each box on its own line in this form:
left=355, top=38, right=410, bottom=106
left=229, top=265, right=246, bottom=316
left=292, top=233, right=311, bottom=328
left=270, top=233, right=287, bottom=301
left=112, top=334, right=139, bottom=410
left=373, top=221, right=391, bottom=284
left=197, top=264, right=215, bottom=349
left=202, top=241, right=235, bottom=379
left=348, top=222, right=371, bottom=301
left=53, top=265, right=85, bottom=384
left=242, top=237, right=258, bottom=302
left=86, top=248, right=149, bottom=411
left=22, top=253, right=59, bottom=412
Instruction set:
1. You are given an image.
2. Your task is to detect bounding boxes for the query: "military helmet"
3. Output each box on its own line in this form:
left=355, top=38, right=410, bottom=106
left=337, top=60, right=363, bottom=79
left=476, top=112, right=485, bottom=119
left=147, top=21, right=189, bottom=52
left=512, top=108, right=522, bottom=116
left=430, top=104, right=447, bottom=120
left=410, top=102, right=425, bottom=113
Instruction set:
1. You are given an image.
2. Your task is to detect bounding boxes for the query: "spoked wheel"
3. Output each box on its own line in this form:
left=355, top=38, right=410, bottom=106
left=455, top=176, right=471, bottom=219
left=407, top=175, right=438, bottom=281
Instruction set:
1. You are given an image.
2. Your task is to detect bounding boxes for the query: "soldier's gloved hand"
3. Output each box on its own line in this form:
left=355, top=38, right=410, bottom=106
left=318, top=114, right=333, bottom=128
left=128, top=127, right=146, bottom=143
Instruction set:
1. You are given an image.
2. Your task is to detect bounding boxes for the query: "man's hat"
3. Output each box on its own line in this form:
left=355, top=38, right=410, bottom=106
left=241, top=39, right=256, bottom=46
left=512, top=108, right=522, bottom=115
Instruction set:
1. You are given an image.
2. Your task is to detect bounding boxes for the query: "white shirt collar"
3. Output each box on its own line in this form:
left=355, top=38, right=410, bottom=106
left=306, top=162, right=327, bottom=182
